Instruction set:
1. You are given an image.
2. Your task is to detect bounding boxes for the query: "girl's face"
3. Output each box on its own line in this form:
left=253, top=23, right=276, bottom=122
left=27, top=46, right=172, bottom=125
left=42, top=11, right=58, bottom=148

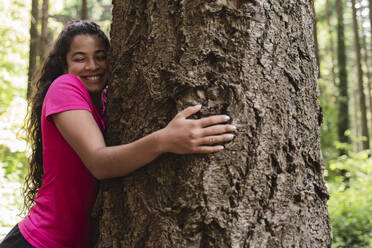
left=65, top=34, right=108, bottom=94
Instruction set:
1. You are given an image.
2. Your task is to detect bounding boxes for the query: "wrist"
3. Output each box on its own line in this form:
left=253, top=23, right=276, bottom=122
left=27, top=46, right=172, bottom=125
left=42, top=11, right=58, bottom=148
left=153, top=128, right=168, bottom=154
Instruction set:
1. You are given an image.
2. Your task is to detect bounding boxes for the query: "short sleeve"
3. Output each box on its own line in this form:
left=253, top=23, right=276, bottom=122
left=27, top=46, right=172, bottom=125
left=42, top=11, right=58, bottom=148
left=44, top=74, right=92, bottom=118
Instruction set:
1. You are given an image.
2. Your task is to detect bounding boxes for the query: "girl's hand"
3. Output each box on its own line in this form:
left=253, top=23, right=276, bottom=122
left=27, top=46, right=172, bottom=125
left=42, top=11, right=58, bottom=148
left=158, top=105, right=236, bottom=154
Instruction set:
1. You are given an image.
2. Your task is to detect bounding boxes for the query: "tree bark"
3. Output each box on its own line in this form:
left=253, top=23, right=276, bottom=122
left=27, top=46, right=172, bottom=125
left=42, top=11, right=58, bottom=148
left=39, top=0, right=49, bottom=63
left=336, top=0, right=350, bottom=152
left=94, top=0, right=331, bottom=247
left=351, top=0, right=370, bottom=150
left=26, top=0, right=39, bottom=99
left=313, top=5, right=320, bottom=79
left=81, top=0, right=88, bottom=20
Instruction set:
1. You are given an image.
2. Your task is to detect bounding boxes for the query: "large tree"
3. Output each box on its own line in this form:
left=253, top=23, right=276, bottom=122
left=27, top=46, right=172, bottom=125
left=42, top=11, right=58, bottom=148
left=94, top=0, right=331, bottom=247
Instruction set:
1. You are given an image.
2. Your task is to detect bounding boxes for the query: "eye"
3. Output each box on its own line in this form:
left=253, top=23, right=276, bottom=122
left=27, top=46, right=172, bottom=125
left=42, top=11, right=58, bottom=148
left=96, top=55, right=107, bottom=61
left=73, top=57, right=85, bottom=62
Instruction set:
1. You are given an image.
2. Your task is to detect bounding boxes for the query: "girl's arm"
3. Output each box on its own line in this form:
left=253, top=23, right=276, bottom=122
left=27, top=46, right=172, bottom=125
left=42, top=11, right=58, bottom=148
left=52, top=105, right=235, bottom=179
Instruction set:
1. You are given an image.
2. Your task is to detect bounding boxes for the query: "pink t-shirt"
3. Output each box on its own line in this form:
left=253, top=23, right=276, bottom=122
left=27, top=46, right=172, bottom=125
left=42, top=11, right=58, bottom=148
left=19, top=74, right=105, bottom=248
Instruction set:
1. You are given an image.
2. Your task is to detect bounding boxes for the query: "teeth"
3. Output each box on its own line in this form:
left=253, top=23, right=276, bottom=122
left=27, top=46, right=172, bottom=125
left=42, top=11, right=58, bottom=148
left=87, top=76, right=100, bottom=80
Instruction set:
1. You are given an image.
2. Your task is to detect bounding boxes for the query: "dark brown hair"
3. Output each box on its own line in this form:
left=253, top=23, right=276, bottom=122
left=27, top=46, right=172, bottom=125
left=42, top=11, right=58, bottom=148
left=23, top=20, right=110, bottom=213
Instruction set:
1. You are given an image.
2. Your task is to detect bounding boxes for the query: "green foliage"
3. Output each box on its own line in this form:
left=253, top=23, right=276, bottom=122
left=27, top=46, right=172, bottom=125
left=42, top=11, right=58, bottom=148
left=0, top=144, right=28, bottom=181
left=327, top=151, right=372, bottom=248
left=50, top=0, right=112, bottom=35
left=0, top=97, right=28, bottom=182
left=0, top=0, right=29, bottom=114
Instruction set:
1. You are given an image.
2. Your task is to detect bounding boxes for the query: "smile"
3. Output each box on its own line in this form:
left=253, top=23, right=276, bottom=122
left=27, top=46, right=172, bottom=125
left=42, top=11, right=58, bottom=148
left=82, top=74, right=103, bottom=81
left=86, top=76, right=100, bottom=80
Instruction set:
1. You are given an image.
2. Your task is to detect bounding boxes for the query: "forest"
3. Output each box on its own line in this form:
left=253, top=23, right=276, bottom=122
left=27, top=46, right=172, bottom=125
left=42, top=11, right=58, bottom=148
left=0, top=0, right=371, bottom=247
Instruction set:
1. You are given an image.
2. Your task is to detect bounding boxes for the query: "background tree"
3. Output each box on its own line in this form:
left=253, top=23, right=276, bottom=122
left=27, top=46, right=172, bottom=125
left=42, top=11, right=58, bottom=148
left=26, top=0, right=39, bottom=99
left=93, top=0, right=331, bottom=247
left=81, top=0, right=88, bottom=20
left=39, top=0, right=49, bottom=63
left=351, top=0, right=370, bottom=150
left=336, top=0, right=350, bottom=153
left=326, top=0, right=337, bottom=87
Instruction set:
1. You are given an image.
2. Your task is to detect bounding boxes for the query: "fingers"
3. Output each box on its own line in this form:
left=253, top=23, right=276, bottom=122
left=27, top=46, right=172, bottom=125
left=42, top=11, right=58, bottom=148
left=198, top=115, right=230, bottom=127
left=199, top=134, right=234, bottom=146
left=201, top=124, right=236, bottom=136
left=176, top=105, right=202, bottom=119
left=194, top=145, right=224, bottom=154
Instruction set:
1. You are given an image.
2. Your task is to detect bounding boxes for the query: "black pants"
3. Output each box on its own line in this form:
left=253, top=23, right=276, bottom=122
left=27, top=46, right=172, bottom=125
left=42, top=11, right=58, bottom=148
left=0, top=224, right=34, bottom=248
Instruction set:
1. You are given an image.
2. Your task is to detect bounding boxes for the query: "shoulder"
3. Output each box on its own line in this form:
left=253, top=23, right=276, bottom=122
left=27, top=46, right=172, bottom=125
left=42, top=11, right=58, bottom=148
left=46, top=74, right=89, bottom=100
left=43, top=74, right=92, bottom=117
left=50, top=74, right=85, bottom=91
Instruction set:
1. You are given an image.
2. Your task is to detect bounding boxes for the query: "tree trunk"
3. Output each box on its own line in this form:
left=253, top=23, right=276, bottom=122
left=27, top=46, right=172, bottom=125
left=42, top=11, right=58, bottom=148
left=81, top=0, right=88, bottom=20
left=26, top=0, right=39, bottom=99
left=326, top=0, right=337, bottom=88
left=353, top=89, right=362, bottom=151
left=313, top=5, right=320, bottom=79
left=361, top=21, right=372, bottom=142
left=94, top=1, right=331, bottom=247
left=336, top=0, right=350, bottom=152
left=368, top=0, right=372, bottom=64
left=351, top=0, right=370, bottom=150
left=39, top=0, right=49, bottom=63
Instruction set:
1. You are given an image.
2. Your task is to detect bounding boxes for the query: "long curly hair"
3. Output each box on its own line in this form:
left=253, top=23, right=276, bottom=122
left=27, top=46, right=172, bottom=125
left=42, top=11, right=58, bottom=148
left=23, top=20, right=110, bottom=214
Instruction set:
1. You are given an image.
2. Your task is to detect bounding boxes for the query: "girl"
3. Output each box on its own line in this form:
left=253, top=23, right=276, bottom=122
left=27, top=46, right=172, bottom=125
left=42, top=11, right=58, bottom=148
left=0, top=20, right=235, bottom=248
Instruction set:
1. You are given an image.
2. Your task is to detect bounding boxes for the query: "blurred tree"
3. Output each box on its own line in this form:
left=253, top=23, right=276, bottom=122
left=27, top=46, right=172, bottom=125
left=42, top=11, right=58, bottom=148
left=351, top=0, right=370, bottom=150
left=39, top=0, right=49, bottom=63
left=336, top=0, right=350, bottom=153
left=361, top=22, right=372, bottom=138
left=26, top=0, right=39, bottom=99
left=326, top=0, right=337, bottom=87
left=81, top=0, right=88, bottom=20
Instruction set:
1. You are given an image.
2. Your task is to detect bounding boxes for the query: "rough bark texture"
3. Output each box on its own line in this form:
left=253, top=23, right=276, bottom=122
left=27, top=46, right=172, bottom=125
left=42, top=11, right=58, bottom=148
left=351, top=0, right=370, bottom=150
left=94, top=0, right=331, bottom=247
left=27, top=0, right=39, bottom=99
left=336, top=0, right=350, bottom=151
left=313, top=6, right=320, bottom=79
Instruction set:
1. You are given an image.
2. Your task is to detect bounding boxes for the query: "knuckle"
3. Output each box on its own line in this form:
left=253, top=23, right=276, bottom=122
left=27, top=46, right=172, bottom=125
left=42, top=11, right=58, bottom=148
left=191, top=120, right=199, bottom=128
left=189, top=130, right=198, bottom=139
left=189, top=139, right=197, bottom=147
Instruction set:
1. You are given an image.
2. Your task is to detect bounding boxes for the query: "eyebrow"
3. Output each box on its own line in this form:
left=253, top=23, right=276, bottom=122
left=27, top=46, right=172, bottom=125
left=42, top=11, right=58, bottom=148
left=71, top=50, right=106, bottom=57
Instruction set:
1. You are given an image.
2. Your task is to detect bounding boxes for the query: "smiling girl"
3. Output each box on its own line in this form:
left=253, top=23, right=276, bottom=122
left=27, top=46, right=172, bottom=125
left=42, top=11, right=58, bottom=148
left=0, top=21, right=235, bottom=248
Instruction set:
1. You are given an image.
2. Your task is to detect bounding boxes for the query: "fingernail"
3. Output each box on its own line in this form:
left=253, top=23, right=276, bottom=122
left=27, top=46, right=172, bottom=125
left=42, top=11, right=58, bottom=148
left=224, top=115, right=230, bottom=121
left=218, top=145, right=224, bottom=150
left=227, top=134, right=234, bottom=139
left=195, top=104, right=202, bottom=109
left=229, top=125, right=237, bottom=131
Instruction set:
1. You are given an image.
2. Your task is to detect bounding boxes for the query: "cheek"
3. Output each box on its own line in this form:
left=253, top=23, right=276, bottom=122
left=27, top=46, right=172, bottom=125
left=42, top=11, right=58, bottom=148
left=66, top=63, right=83, bottom=74
left=100, top=61, right=107, bottom=70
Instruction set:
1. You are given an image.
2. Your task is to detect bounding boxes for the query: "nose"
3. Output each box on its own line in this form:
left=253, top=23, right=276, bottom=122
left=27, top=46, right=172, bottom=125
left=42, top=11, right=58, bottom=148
left=85, top=59, right=99, bottom=71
